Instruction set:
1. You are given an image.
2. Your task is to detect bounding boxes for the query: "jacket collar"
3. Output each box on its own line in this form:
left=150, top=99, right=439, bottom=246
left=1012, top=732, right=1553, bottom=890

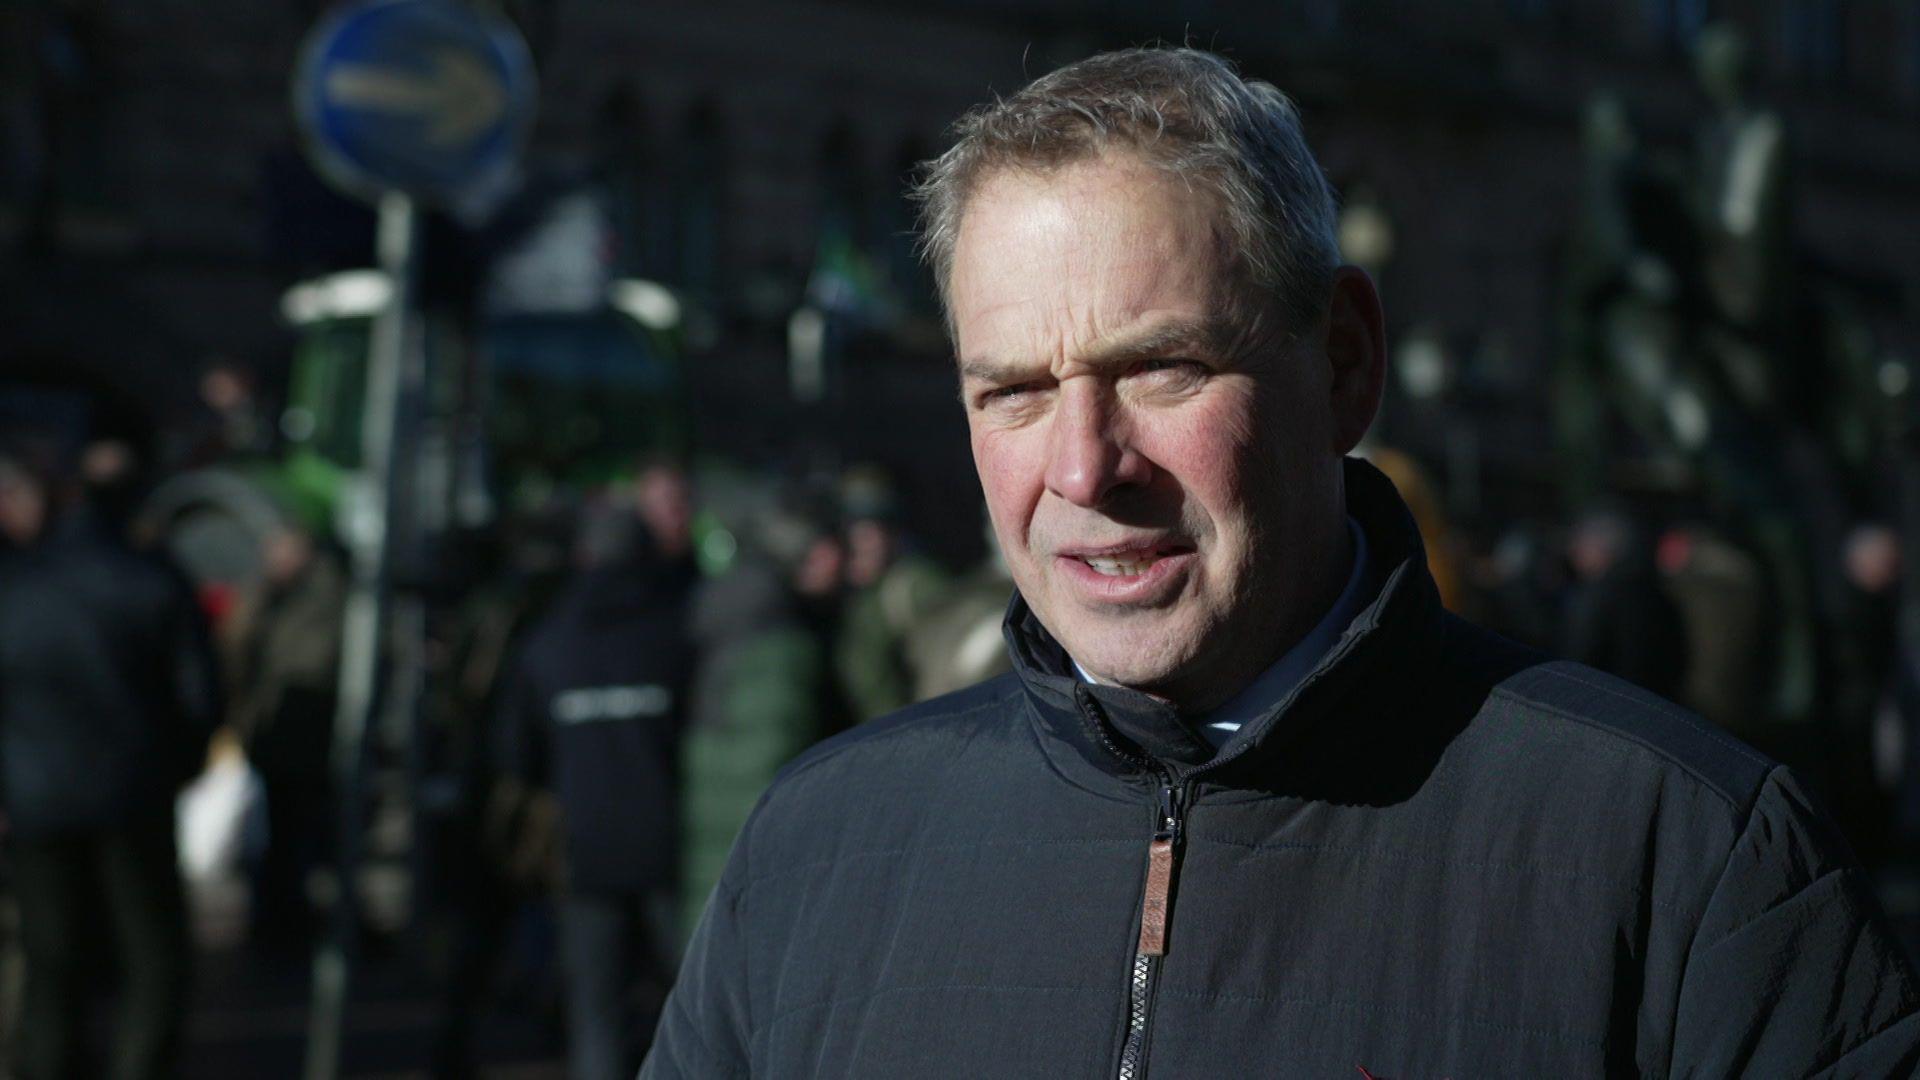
left=1005, top=457, right=1445, bottom=790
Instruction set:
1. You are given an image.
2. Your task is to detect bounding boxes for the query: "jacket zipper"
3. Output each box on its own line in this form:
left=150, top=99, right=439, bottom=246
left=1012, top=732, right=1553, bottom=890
left=1117, top=775, right=1184, bottom=1080
left=1073, top=689, right=1190, bottom=1080
left=1072, top=577, right=1385, bottom=1078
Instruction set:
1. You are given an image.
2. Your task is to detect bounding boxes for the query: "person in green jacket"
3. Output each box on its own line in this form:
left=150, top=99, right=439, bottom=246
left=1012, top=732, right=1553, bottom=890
left=679, top=498, right=847, bottom=935
left=833, top=465, right=951, bottom=721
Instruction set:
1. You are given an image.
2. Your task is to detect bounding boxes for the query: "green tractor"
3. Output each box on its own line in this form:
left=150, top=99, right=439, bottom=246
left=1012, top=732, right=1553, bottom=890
left=144, top=262, right=689, bottom=599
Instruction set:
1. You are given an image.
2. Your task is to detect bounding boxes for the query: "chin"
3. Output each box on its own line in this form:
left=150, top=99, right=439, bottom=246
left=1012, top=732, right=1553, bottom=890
left=1062, top=624, right=1196, bottom=691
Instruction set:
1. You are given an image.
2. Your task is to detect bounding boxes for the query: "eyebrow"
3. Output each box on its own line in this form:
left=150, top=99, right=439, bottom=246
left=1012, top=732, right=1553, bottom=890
left=957, top=316, right=1234, bottom=384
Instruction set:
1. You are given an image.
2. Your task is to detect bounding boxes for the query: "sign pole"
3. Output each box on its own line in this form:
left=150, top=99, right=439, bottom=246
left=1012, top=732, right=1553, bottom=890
left=304, top=191, right=418, bottom=1080
left=289, top=3, right=531, bottom=1069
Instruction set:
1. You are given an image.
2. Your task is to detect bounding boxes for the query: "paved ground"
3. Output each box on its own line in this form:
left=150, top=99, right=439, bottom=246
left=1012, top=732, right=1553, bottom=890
left=183, top=934, right=568, bottom=1078
left=178, top=868, right=569, bottom=1079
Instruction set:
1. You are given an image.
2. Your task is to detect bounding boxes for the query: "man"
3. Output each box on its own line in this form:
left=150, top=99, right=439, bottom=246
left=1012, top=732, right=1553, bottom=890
left=227, top=523, right=345, bottom=949
left=0, top=442, right=219, bottom=1080
left=1561, top=504, right=1689, bottom=702
left=683, top=494, right=849, bottom=935
left=834, top=464, right=951, bottom=721
left=645, top=48, right=1920, bottom=1077
left=493, top=494, right=697, bottom=1078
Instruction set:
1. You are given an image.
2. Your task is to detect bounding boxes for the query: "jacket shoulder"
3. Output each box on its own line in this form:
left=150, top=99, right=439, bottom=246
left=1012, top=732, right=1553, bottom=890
left=772, top=672, right=1024, bottom=786
left=720, top=674, right=1026, bottom=887
left=1487, top=652, right=1776, bottom=812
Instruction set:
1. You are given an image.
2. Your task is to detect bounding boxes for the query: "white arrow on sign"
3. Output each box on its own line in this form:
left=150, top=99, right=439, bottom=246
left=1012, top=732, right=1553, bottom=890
left=323, top=48, right=506, bottom=146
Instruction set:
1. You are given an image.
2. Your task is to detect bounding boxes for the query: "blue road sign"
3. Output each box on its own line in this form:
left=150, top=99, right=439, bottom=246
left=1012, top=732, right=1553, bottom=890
left=294, top=0, right=534, bottom=213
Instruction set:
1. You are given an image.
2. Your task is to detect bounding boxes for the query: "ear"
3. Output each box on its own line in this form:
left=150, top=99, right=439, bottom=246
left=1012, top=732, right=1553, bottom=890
left=1324, top=265, right=1387, bottom=455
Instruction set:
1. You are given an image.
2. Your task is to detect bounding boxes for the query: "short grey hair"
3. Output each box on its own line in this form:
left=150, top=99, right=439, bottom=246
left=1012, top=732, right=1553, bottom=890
left=913, top=47, right=1341, bottom=333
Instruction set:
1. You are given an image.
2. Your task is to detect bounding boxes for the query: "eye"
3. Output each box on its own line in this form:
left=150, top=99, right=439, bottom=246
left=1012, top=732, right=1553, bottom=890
left=1128, top=358, right=1206, bottom=386
left=974, top=381, right=1043, bottom=409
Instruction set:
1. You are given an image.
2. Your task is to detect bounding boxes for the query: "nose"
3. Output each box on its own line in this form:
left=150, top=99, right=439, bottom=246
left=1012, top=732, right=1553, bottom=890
left=1043, top=379, right=1153, bottom=508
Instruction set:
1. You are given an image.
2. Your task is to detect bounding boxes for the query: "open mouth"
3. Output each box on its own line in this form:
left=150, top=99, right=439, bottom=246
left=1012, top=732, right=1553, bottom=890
left=1074, top=544, right=1191, bottom=578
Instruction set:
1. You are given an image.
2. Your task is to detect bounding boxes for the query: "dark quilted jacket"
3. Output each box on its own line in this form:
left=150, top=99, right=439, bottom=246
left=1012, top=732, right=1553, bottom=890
left=644, top=461, right=1920, bottom=1078
left=0, top=514, right=219, bottom=835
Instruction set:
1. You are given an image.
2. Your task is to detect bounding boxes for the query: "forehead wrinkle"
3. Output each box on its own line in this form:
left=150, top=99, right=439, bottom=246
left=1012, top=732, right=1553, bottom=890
left=1077, top=314, right=1236, bottom=369
left=956, top=354, right=1024, bottom=384
left=952, top=156, right=1249, bottom=383
left=957, top=312, right=1239, bottom=388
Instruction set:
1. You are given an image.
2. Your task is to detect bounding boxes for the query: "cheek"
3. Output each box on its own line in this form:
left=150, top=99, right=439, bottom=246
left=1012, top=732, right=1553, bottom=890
left=970, top=428, right=1038, bottom=545
left=1138, top=394, right=1272, bottom=521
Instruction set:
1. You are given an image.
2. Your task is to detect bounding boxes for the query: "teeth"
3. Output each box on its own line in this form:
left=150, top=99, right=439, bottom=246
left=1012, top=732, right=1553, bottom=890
left=1083, top=554, right=1155, bottom=577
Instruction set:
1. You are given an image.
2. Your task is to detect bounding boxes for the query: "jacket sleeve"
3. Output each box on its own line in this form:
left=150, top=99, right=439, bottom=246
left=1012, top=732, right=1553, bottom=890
left=642, top=827, right=756, bottom=1077
left=165, top=566, right=222, bottom=784
left=490, top=657, right=548, bottom=787
left=1669, top=766, right=1920, bottom=1077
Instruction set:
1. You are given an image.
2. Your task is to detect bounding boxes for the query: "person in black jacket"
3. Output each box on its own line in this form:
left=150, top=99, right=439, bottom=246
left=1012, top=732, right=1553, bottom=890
left=644, top=47, right=1920, bottom=1078
left=1562, top=505, right=1690, bottom=701
left=493, top=492, right=696, bottom=1080
left=0, top=444, right=219, bottom=1080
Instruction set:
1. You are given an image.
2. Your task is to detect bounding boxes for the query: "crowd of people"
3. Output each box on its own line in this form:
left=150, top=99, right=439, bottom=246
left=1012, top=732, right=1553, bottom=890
left=1439, top=481, right=1915, bottom=875
left=0, top=435, right=216, bottom=1079
left=5, top=15, right=1919, bottom=1072
left=5, top=379, right=1920, bottom=1074
left=458, top=454, right=1017, bottom=1075
left=0, top=387, right=1013, bottom=1075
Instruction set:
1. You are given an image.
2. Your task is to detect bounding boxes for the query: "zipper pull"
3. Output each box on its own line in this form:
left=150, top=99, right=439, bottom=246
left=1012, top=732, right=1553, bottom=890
left=1137, top=783, right=1182, bottom=957
left=1156, top=783, right=1181, bottom=844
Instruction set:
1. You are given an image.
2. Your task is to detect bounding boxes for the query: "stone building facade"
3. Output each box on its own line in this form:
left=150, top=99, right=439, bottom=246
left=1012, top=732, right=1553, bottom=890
left=3, top=0, right=1918, bottom=528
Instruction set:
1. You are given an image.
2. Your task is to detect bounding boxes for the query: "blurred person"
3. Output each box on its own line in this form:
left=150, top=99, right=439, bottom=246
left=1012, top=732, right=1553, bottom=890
left=1873, top=528, right=1920, bottom=863
left=630, top=458, right=696, bottom=565
left=1362, top=445, right=1471, bottom=613
left=76, top=437, right=143, bottom=544
left=225, top=522, right=345, bottom=951
left=1468, top=523, right=1566, bottom=652
left=792, top=519, right=846, bottom=613
left=491, top=494, right=695, bottom=1079
left=833, top=465, right=951, bottom=720
left=1562, top=504, right=1689, bottom=701
left=904, top=513, right=1014, bottom=700
left=173, top=358, right=270, bottom=469
left=1659, top=524, right=1771, bottom=734
left=0, top=441, right=219, bottom=1080
left=785, top=494, right=848, bottom=639
left=1839, top=524, right=1901, bottom=740
left=0, top=453, right=46, bottom=556
left=784, top=491, right=856, bottom=736
left=648, top=48, right=1920, bottom=1078
left=680, top=498, right=845, bottom=937
left=429, top=513, right=582, bottom=1079
left=1829, top=522, right=1903, bottom=866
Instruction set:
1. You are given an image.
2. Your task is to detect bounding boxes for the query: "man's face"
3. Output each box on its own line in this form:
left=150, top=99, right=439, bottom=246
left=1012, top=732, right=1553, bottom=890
left=951, top=156, right=1356, bottom=709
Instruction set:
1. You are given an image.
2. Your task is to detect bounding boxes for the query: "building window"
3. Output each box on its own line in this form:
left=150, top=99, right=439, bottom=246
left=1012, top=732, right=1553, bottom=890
left=815, top=122, right=874, bottom=259
left=1782, top=0, right=1846, bottom=85
left=886, top=137, right=935, bottom=314
left=1644, top=0, right=1710, bottom=51
left=1910, top=0, right=1920, bottom=102
left=1506, top=0, right=1553, bottom=23
left=670, top=101, right=727, bottom=301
